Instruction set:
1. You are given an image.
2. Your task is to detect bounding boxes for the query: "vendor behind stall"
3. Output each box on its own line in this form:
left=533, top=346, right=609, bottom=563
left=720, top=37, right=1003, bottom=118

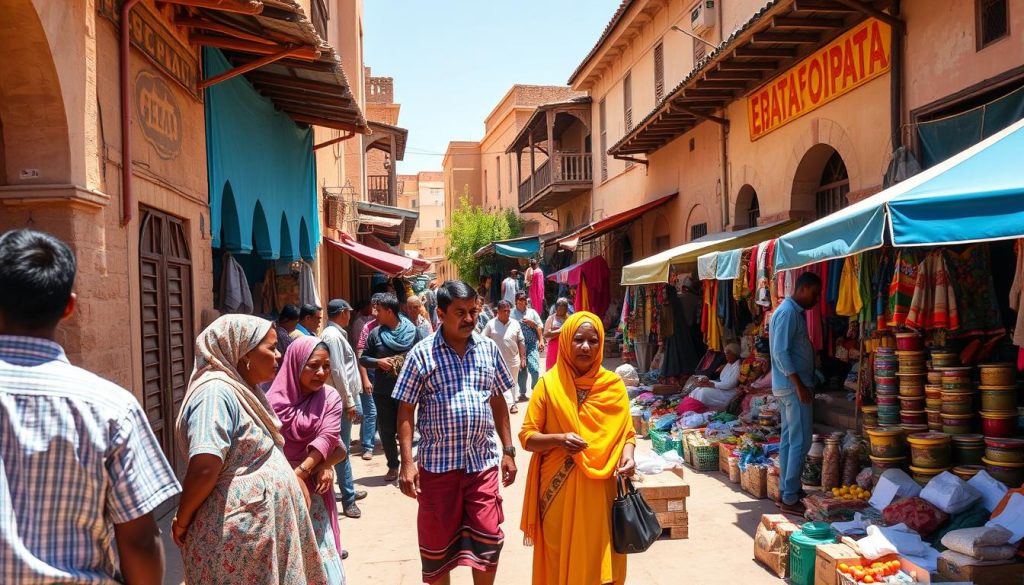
left=689, top=343, right=742, bottom=410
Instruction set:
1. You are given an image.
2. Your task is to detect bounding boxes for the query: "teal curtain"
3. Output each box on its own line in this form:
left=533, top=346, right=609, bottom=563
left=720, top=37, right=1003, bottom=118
left=917, top=85, right=1024, bottom=169
left=204, top=48, right=319, bottom=260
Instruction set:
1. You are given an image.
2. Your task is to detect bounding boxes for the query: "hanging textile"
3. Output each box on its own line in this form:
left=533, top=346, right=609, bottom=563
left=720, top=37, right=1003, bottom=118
left=717, top=278, right=734, bottom=333
left=260, top=266, right=279, bottom=314
left=697, top=253, right=718, bottom=280
left=220, top=253, right=253, bottom=314
left=805, top=263, right=825, bottom=351
left=748, top=244, right=759, bottom=297
left=733, top=248, right=753, bottom=302
left=704, top=280, right=722, bottom=352
left=826, top=258, right=844, bottom=308
left=576, top=277, right=591, bottom=313
left=755, top=243, right=771, bottom=307
left=945, top=245, right=1006, bottom=337
left=874, top=250, right=896, bottom=330
left=888, top=250, right=922, bottom=328
left=836, top=256, right=863, bottom=318
left=1010, top=240, right=1024, bottom=348
left=298, top=261, right=319, bottom=307
left=906, top=251, right=959, bottom=331
left=857, top=251, right=878, bottom=327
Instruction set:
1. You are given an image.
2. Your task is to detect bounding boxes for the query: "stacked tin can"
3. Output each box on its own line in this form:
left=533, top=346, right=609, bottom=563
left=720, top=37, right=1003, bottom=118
left=926, top=349, right=958, bottom=431
left=895, top=333, right=927, bottom=434
left=874, top=347, right=900, bottom=426
left=939, top=365, right=975, bottom=435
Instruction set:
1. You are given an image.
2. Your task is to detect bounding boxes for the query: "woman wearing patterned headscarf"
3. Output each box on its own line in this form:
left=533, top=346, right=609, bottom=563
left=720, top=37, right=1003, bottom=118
left=173, top=315, right=328, bottom=584
left=267, top=337, right=347, bottom=584
left=520, top=311, right=636, bottom=585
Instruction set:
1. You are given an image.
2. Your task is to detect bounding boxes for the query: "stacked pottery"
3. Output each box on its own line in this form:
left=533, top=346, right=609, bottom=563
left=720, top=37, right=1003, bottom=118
left=927, top=348, right=956, bottom=431
left=940, top=366, right=976, bottom=435
left=866, top=426, right=907, bottom=476
left=951, top=434, right=985, bottom=466
left=897, top=344, right=927, bottom=431
left=907, top=432, right=952, bottom=485
left=875, top=348, right=900, bottom=426
left=978, top=364, right=1018, bottom=438
left=983, top=437, right=1024, bottom=487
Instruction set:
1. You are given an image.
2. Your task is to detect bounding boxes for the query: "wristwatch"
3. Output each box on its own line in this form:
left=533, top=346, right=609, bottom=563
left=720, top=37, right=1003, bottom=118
left=503, top=446, right=516, bottom=457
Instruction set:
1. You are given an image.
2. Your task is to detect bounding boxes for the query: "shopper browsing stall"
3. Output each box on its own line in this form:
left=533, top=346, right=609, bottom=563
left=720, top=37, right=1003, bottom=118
left=690, top=343, right=742, bottom=410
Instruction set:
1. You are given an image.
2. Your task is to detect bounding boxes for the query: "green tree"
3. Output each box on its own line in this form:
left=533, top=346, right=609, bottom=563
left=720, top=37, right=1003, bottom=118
left=445, top=193, right=524, bottom=282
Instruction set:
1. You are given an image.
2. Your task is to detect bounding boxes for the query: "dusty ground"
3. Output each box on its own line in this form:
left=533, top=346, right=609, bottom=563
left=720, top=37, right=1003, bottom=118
left=162, top=412, right=784, bottom=584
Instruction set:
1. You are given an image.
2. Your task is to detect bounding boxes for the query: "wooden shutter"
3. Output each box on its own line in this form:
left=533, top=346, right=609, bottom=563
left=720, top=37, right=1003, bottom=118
left=140, top=208, right=194, bottom=474
left=599, top=99, right=608, bottom=182
left=654, top=42, right=665, bottom=102
left=623, top=72, right=633, bottom=130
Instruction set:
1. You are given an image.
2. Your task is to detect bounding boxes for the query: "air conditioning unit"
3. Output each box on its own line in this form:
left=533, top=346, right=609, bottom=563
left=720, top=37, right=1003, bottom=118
left=690, top=0, right=717, bottom=35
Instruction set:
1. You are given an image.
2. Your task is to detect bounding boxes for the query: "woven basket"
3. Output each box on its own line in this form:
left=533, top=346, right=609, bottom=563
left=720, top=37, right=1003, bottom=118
left=649, top=429, right=682, bottom=455
left=325, top=194, right=344, bottom=230
left=686, top=436, right=719, bottom=472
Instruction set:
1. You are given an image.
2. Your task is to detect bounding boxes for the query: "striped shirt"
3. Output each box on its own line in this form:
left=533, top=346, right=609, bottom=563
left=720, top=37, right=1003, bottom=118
left=392, top=330, right=515, bottom=473
left=0, top=336, right=181, bottom=584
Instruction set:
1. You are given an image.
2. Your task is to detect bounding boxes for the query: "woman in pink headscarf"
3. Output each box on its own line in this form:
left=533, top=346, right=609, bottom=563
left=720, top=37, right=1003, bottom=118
left=266, top=336, right=348, bottom=584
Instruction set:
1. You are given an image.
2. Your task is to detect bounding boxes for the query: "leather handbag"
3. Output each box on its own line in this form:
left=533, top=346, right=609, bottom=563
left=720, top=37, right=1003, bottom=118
left=611, top=476, right=662, bottom=554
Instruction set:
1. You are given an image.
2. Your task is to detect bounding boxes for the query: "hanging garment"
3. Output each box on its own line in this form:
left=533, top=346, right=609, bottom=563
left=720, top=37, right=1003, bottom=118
left=805, top=263, right=824, bottom=351
left=945, top=245, right=1006, bottom=337
left=1009, top=240, right=1024, bottom=347
left=858, top=251, right=879, bottom=327
left=906, top=251, right=960, bottom=331
left=748, top=244, right=759, bottom=297
left=733, top=248, right=753, bottom=302
left=260, top=266, right=279, bottom=314
left=706, top=281, right=722, bottom=352
left=298, top=261, right=320, bottom=308
left=756, top=243, right=772, bottom=307
left=874, top=251, right=896, bottom=330
left=826, top=258, right=844, bottom=308
left=888, top=250, right=922, bottom=328
left=662, top=286, right=698, bottom=377
left=836, top=256, right=863, bottom=318
left=219, top=253, right=253, bottom=314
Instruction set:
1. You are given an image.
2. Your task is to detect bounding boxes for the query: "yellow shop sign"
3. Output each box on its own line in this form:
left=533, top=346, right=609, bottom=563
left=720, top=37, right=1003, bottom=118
left=747, top=18, right=892, bottom=141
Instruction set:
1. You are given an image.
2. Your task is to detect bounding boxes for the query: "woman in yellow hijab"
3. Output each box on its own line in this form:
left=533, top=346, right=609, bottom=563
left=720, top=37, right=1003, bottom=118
left=519, top=311, right=636, bottom=585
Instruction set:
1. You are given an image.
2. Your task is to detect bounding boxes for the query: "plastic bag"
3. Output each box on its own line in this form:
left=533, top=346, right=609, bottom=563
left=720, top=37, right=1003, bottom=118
left=869, top=469, right=921, bottom=510
left=967, top=470, right=1009, bottom=512
left=920, top=471, right=981, bottom=515
left=615, top=364, right=640, bottom=387
left=634, top=450, right=684, bottom=476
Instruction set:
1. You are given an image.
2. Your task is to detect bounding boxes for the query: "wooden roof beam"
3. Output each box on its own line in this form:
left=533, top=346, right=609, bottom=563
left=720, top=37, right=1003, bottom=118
left=750, top=31, right=821, bottom=44
left=697, top=79, right=750, bottom=89
left=174, top=17, right=279, bottom=45
left=229, top=54, right=338, bottom=73
left=831, top=0, right=904, bottom=30
left=792, top=0, right=859, bottom=13
left=772, top=16, right=847, bottom=29
left=672, top=105, right=729, bottom=127
left=257, top=87, right=350, bottom=107
left=160, top=0, right=262, bottom=15
left=277, top=103, right=363, bottom=124
left=718, top=61, right=779, bottom=71
left=244, top=71, right=344, bottom=95
left=289, top=114, right=366, bottom=133
left=199, top=46, right=307, bottom=89
left=733, top=46, right=797, bottom=59
left=684, top=88, right=737, bottom=98
left=192, top=34, right=321, bottom=60
left=706, top=69, right=764, bottom=80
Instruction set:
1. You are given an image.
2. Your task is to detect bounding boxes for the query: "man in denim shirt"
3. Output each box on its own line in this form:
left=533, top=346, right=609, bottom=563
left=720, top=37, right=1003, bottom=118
left=769, top=271, right=821, bottom=515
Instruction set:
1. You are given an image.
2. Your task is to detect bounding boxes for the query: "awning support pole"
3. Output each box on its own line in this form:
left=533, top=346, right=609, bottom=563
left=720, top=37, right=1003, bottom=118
left=198, top=46, right=308, bottom=90
left=314, top=132, right=356, bottom=150
left=615, top=155, right=649, bottom=166
left=672, top=105, right=729, bottom=127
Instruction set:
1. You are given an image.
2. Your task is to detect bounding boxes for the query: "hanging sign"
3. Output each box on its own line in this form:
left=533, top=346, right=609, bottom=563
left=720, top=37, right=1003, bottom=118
left=747, top=18, right=892, bottom=141
left=97, top=0, right=201, bottom=100
left=136, top=70, right=183, bottom=159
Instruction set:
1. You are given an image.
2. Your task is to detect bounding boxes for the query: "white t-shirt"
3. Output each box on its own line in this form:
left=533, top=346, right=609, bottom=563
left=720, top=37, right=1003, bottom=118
left=482, top=317, right=524, bottom=371
left=501, top=277, right=518, bottom=303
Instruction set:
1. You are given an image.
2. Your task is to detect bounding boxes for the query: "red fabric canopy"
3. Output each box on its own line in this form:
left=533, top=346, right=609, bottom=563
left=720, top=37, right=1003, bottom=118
left=554, top=192, right=677, bottom=250
left=326, top=233, right=412, bottom=276
left=360, top=233, right=432, bottom=274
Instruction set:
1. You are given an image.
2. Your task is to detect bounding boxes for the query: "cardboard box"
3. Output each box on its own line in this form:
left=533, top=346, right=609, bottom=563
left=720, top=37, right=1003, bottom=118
left=836, top=555, right=932, bottom=585
left=635, top=471, right=690, bottom=501
left=648, top=497, right=687, bottom=513
left=938, top=556, right=1024, bottom=585
left=814, top=543, right=863, bottom=585
left=754, top=514, right=795, bottom=578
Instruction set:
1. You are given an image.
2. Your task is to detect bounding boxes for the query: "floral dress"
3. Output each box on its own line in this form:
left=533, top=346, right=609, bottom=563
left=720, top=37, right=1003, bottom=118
left=180, top=382, right=329, bottom=585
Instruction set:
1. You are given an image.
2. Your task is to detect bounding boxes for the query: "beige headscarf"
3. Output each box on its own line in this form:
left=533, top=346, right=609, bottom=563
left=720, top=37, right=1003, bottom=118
left=175, top=314, right=285, bottom=459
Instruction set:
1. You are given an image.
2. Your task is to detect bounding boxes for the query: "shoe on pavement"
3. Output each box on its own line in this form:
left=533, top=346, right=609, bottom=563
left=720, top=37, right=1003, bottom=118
left=354, top=490, right=368, bottom=501
left=384, top=468, right=399, bottom=482
left=342, top=503, right=362, bottom=519
left=361, top=450, right=374, bottom=461
left=778, top=500, right=806, bottom=516
left=518, top=395, right=529, bottom=403
left=509, top=404, right=519, bottom=414
left=342, top=550, right=349, bottom=560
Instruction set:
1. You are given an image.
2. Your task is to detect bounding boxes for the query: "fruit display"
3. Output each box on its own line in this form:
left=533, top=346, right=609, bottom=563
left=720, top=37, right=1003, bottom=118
left=830, top=484, right=871, bottom=501
left=838, top=560, right=909, bottom=583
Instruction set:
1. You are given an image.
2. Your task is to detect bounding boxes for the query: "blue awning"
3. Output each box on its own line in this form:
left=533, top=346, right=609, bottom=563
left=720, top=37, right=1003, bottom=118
left=775, top=118, right=1024, bottom=270
left=205, top=48, right=319, bottom=261
left=473, top=235, right=541, bottom=259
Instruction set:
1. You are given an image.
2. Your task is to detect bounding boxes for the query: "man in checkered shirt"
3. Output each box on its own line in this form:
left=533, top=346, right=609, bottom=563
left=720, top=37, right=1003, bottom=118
left=393, top=280, right=518, bottom=585
left=0, top=229, right=181, bottom=584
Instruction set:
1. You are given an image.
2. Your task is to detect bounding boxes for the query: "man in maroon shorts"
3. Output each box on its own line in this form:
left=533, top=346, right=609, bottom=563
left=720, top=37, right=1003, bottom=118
left=393, top=280, right=518, bottom=584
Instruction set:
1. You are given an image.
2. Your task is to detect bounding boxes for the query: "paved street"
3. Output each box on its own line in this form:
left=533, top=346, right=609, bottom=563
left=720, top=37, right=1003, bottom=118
left=161, top=361, right=782, bottom=584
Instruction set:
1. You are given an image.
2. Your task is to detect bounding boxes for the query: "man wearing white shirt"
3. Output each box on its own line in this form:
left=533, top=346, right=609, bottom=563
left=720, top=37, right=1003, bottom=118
left=482, top=300, right=526, bottom=414
left=690, top=343, right=742, bottom=410
left=501, top=269, right=519, bottom=304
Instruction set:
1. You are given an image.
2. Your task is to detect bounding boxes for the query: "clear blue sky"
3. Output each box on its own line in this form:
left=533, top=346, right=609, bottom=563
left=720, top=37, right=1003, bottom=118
left=363, top=0, right=621, bottom=175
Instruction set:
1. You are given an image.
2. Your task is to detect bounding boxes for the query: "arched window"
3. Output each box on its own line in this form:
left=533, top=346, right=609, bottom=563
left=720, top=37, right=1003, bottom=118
left=815, top=151, right=849, bottom=219
left=747, top=192, right=760, bottom=228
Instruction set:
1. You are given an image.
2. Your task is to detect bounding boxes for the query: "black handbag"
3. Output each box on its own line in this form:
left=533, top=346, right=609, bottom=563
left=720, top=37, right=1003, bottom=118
left=611, top=476, right=662, bottom=554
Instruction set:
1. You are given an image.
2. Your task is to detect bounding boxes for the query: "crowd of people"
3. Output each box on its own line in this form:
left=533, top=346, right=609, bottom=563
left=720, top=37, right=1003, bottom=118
left=0, top=233, right=639, bottom=585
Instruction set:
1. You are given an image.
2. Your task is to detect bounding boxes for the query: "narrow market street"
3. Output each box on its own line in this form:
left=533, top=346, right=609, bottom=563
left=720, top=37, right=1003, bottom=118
left=161, top=359, right=781, bottom=585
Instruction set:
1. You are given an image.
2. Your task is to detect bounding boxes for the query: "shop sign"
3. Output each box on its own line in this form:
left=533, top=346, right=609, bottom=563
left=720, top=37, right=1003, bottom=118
left=97, top=0, right=201, bottom=100
left=747, top=18, right=892, bottom=141
left=136, top=70, right=182, bottom=159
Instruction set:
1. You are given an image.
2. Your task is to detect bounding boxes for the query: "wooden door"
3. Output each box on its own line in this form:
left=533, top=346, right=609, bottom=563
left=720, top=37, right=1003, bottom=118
left=140, top=208, right=194, bottom=475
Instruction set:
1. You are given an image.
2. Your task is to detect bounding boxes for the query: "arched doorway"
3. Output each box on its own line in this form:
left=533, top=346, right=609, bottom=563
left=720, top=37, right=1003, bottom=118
left=0, top=1, right=72, bottom=189
left=791, top=145, right=849, bottom=220
left=735, top=185, right=760, bottom=228
left=685, top=204, right=710, bottom=241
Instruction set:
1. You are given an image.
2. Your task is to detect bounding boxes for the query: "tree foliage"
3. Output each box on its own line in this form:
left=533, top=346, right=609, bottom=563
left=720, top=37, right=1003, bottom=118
left=445, top=193, right=524, bottom=283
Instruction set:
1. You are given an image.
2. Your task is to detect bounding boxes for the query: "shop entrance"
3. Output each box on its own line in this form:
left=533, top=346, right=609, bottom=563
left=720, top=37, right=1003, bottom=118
left=139, top=208, right=194, bottom=474
left=791, top=145, right=849, bottom=221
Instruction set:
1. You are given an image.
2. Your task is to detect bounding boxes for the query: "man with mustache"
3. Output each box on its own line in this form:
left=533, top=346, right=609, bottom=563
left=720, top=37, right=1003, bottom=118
left=393, top=280, right=518, bottom=585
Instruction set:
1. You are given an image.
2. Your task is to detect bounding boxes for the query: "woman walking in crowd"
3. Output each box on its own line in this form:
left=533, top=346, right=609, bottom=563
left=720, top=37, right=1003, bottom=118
left=173, top=315, right=328, bottom=584
left=543, top=297, right=571, bottom=370
left=513, top=291, right=544, bottom=402
left=267, top=337, right=348, bottom=583
left=519, top=311, right=636, bottom=585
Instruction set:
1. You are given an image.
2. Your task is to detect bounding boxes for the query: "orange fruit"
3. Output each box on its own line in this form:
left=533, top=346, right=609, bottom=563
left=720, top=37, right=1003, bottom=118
left=839, top=563, right=850, bottom=574
left=863, top=576, right=875, bottom=584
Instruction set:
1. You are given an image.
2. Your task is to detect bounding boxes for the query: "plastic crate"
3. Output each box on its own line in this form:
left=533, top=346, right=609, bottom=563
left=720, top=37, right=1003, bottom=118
left=686, top=437, right=720, bottom=472
left=649, top=429, right=682, bottom=455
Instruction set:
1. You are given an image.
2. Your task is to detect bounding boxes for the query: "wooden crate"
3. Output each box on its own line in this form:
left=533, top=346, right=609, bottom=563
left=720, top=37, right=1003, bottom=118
left=661, top=525, right=688, bottom=539
left=719, top=443, right=733, bottom=474
left=767, top=471, right=780, bottom=502
left=635, top=470, right=690, bottom=501
left=741, top=465, right=768, bottom=499
left=648, top=496, right=687, bottom=513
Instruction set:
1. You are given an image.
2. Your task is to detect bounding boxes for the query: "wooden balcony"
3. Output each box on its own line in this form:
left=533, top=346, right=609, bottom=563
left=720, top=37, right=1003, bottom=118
left=518, top=152, right=593, bottom=213
left=367, top=175, right=392, bottom=206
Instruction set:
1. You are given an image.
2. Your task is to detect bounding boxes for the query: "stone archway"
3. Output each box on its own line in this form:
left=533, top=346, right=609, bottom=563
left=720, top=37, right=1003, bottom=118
left=685, top=204, right=710, bottom=241
left=791, top=144, right=849, bottom=221
left=0, top=0, right=72, bottom=187
left=784, top=118, right=860, bottom=221
left=734, top=184, right=759, bottom=228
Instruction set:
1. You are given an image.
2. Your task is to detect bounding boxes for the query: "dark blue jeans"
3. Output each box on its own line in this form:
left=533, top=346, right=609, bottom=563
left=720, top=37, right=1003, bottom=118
left=359, top=391, right=377, bottom=448
left=335, top=410, right=356, bottom=507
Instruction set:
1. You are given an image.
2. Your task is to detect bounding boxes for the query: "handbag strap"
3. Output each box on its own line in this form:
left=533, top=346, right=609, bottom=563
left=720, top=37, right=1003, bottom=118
left=616, top=475, right=637, bottom=498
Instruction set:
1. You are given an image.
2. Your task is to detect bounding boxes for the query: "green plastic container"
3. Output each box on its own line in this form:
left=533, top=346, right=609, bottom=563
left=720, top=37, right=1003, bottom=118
left=789, top=522, right=836, bottom=585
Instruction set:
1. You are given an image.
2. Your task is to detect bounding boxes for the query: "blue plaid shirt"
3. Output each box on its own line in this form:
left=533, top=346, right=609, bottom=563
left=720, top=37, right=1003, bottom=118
left=0, top=336, right=181, bottom=584
left=393, top=330, right=515, bottom=473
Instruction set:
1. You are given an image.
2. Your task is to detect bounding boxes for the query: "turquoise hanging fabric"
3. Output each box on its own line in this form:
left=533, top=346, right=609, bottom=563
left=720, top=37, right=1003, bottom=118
left=204, top=48, right=319, bottom=260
